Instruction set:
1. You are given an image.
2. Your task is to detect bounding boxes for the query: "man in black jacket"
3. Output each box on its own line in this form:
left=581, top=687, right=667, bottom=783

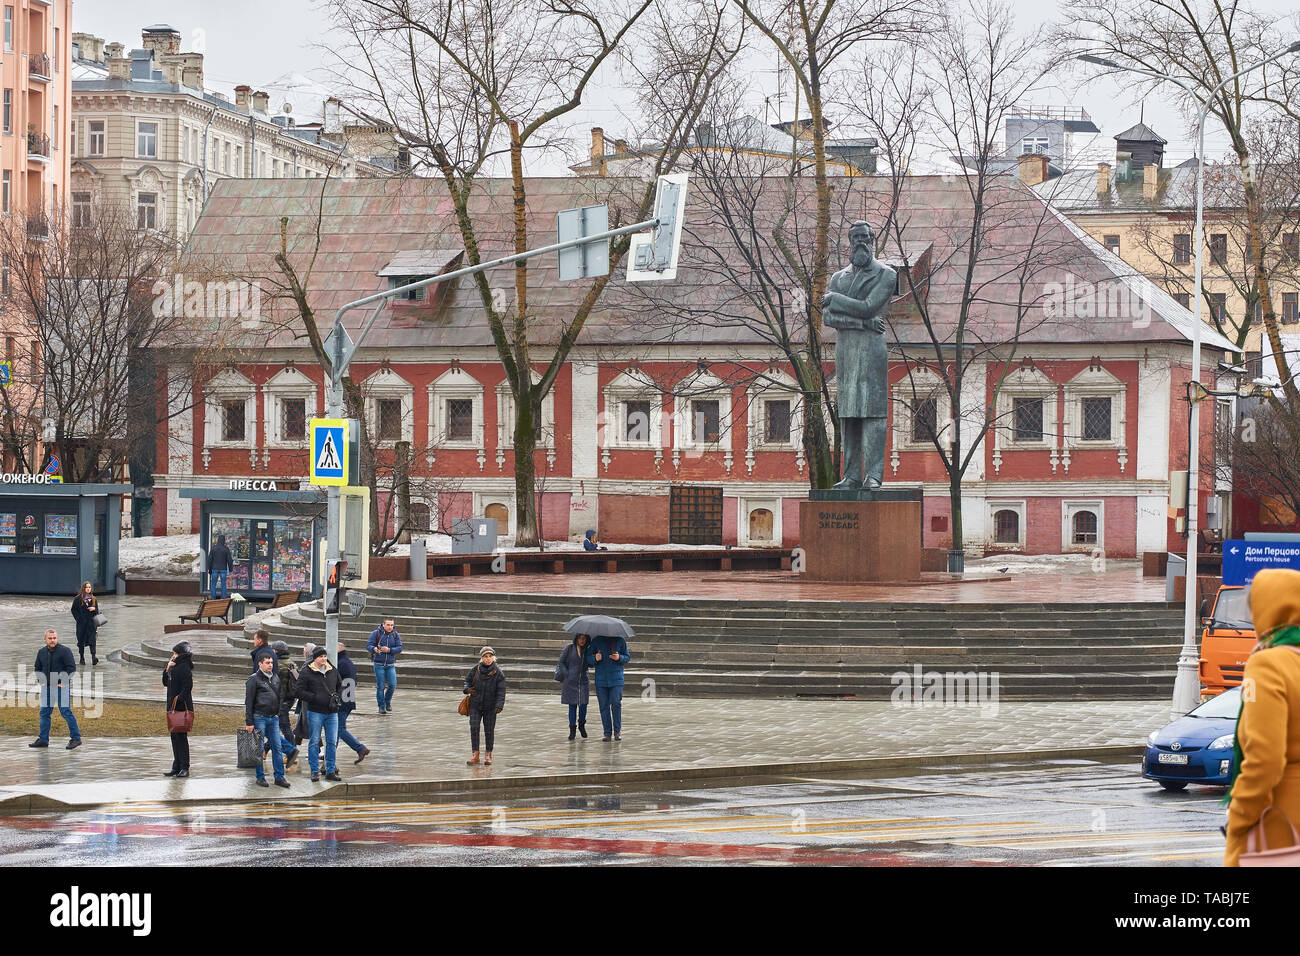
left=244, top=655, right=289, bottom=788
left=208, top=534, right=233, bottom=599
left=32, top=628, right=81, bottom=749
left=335, top=642, right=370, bottom=765
left=297, top=647, right=343, bottom=783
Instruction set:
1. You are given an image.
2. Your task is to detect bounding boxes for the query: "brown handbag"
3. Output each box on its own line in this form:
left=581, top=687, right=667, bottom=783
left=167, top=697, right=195, bottom=734
left=1240, top=806, right=1300, bottom=866
left=457, top=665, right=475, bottom=715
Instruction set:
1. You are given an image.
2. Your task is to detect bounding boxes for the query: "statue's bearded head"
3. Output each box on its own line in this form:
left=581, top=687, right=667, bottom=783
left=849, top=221, right=876, bottom=269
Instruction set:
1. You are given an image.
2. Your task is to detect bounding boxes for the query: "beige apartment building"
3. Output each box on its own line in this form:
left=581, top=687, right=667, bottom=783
left=0, top=0, right=71, bottom=472
left=69, top=25, right=393, bottom=241
left=1033, top=121, right=1300, bottom=376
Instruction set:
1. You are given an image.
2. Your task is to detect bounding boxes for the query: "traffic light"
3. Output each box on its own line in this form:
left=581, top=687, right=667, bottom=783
left=325, top=559, right=348, bottom=615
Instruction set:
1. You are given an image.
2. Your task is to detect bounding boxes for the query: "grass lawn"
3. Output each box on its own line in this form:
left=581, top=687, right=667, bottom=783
left=0, top=699, right=247, bottom=737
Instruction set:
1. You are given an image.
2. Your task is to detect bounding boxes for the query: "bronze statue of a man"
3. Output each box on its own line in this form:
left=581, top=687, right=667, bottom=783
left=822, top=221, right=895, bottom=491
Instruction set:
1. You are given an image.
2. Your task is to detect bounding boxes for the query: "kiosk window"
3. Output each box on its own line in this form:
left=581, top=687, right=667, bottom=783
left=0, top=512, right=15, bottom=552
left=17, top=512, right=39, bottom=553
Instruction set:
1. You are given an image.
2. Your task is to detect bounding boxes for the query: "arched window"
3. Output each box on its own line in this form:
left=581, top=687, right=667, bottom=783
left=1072, top=510, right=1098, bottom=545
left=748, top=508, right=774, bottom=543
left=994, top=509, right=1020, bottom=544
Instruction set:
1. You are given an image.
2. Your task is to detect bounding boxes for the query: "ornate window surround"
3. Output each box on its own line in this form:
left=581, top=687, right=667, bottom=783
left=986, top=499, right=1026, bottom=549
left=362, top=367, right=415, bottom=448
left=891, top=365, right=952, bottom=452
left=262, top=366, right=319, bottom=448
left=1062, top=364, right=1128, bottom=461
left=1062, top=499, right=1105, bottom=552
left=496, top=372, right=556, bottom=471
left=202, top=368, right=257, bottom=452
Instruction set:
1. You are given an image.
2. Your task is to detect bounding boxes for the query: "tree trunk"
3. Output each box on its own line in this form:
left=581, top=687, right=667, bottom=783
left=395, top=440, right=411, bottom=545
left=513, top=392, right=539, bottom=547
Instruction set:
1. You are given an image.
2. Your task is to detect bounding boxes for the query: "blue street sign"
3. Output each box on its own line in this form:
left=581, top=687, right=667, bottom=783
left=1222, top=539, right=1300, bottom=586
left=0, top=361, right=10, bottom=386
left=309, top=419, right=348, bottom=486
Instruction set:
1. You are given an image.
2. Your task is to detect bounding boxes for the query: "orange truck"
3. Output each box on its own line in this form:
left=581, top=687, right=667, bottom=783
left=1199, top=585, right=1256, bottom=697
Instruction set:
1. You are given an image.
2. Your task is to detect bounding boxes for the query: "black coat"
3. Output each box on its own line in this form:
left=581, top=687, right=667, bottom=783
left=34, top=643, right=76, bottom=682
left=208, top=542, right=233, bottom=572
left=245, top=670, right=282, bottom=723
left=163, top=654, right=194, bottom=711
left=463, top=662, right=506, bottom=713
left=337, top=652, right=358, bottom=714
left=297, top=663, right=343, bottom=714
left=71, top=594, right=98, bottom=646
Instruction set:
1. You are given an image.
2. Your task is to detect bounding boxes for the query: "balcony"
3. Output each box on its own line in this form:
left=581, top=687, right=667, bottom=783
left=26, top=214, right=49, bottom=243
left=26, top=131, right=50, bottom=163
left=27, top=53, right=51, bottom=83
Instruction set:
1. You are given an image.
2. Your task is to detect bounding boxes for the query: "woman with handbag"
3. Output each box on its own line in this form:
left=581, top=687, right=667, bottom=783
left=296, top=646, right=343, bottom=783
left=555, top=634, right=590, bottom=740
left=162, top=641, right=194, bottom=778
left=1225, top=568, right=1300, bottom=866
left=463, top=647, right=506, bottom=765
left=70, top=581, right=100, bottom=666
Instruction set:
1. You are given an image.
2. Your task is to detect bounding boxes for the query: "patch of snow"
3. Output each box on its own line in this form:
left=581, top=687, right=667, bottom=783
left=965, top=553, right=1140, bottom=576
left=117, top=533, right=201, bottom=576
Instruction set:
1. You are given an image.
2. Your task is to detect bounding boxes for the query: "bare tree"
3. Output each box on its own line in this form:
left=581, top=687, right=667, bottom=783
left=1217, top=396, right=1300, bottom=530
left=323, top=0, right=740, bottom=545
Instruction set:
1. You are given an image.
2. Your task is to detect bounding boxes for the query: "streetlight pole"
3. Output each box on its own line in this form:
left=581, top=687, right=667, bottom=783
left=1077, top=43, right=1300, bottom=717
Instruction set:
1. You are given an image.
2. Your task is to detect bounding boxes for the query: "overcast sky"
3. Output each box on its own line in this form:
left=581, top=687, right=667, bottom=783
left=76, top=0, right=1300, bottom=172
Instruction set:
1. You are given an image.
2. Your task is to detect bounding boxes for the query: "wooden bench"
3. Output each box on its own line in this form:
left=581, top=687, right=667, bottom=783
left=251, top=591, right=304, bottom=612
left=179, top=598, right=231, bottom=624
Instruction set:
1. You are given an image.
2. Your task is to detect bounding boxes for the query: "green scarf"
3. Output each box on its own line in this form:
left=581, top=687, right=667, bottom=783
left=1222, top=624, right=1300, bottom=806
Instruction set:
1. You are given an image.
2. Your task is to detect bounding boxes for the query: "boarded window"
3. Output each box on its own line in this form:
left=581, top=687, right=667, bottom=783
left=1081, top=396, right=1111, bottom=441
left=484, top=502, right=508, bottom=536
left=446, top=398, right=473, bottom=441
left=378, top=398, right=403, bottom=441
left=669, top=485, right=723, bottom=545
left=748, top=508, right=774, bottom=543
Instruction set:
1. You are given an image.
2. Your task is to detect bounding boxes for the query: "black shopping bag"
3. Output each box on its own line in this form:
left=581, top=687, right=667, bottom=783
left=236, top=728, right=264, bottom=768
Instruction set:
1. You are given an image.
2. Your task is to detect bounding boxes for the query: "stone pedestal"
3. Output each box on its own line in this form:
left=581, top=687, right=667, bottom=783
left=800, top=492, right=922, bottom=583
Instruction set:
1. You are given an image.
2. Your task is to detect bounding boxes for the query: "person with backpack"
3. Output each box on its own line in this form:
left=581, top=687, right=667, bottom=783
left=365, top=618, right=403, bottom=714
left=244, top=653, right=290, bottom=788
left=296, top=646, right=343, bottom=782
left=463, top=646, right=506, bottom=765
left=335, top=641, right=370, bottom=765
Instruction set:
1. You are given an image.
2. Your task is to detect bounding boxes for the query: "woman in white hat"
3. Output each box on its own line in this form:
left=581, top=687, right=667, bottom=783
left=463, top=647, right=506, bottom=765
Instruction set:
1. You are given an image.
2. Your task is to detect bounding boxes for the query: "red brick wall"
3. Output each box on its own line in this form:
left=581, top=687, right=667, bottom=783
left=723, top=496, right=738, bottom=546
left=600, top=493, right=669, bottom=544
left=1103, top=496, right=1137, bottom=558
left=782, top=497, right=801, bottom=546
left=539, top=492, right=571, bottom=542
left=923, top=494, right=953, bottom=550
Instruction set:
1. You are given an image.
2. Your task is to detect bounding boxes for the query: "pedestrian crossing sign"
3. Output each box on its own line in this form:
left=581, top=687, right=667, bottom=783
left=309, top=418, right=349, bottom=486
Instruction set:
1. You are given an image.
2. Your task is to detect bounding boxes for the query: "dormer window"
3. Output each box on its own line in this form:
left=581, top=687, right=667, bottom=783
left=389, top=275, right=431, bottom=300
left=378, top=250, right=464, bottom=307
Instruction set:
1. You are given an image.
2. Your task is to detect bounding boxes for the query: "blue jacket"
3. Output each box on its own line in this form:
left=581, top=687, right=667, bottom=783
left=556, top=639, right=590, bottom=706
left=585, top=635, right=630, bottom=688
left=35, top=643, right=77, bottom=684
left=366, top=627, right=403, bottom=666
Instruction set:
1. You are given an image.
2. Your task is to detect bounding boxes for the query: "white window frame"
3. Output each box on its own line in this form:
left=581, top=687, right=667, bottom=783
left=3, top=7, right=11, bottom=53
left=71, top=192, right=91, bottom=228
left=994, top=366, right=1057, bottom=452
left=426, top=368, right=484, bottom=450
left=2, top=171, right=10, bottom=215
left=87, top=119, right=105, bottom=157
left=203, top=370, right=257, bottom=450
left=746, top=370, right=802, bottom=452
left=738, top=496, right=783, bottom=547
left=1062, top=499, right=1104, bottom=552
left=363, top=368, right=414, bottom=447
left=892, top=366, right=952, bottom=451
left=673, top=370, right=732, bottom=453
left=136, top=120, right=158, bottom=159
left=497, top=374, right=555, bottom=450
left=603, top=369, right=663, bottom=450
left=1062, top=366, right=1126, bottom=451
left=136, top=192, right=157, bottom=230
left=2, top=89, right=10, bottom=135
left=987, top=500, right=1026, bottom=549
left=262, top=367, right=319, bottom=447
left=69, top=116, right=76, bottom=155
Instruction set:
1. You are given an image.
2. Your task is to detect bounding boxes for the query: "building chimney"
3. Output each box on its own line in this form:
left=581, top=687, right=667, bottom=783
left=1096, top=162, right=1111, bottom=196
left=72, top=33, right=105, bottom=64
left=235, top=85, right=252, bottom=110
left=590, top=127, right=606, bottom=176
left=105, top=41, right=125, bottom=60
left=107, top=56, right=131, bottom=82
left=1017, top=152, right=1049, bottom=186
left=178, top=52, right=204, bottom=90
left=324, top=98, right=342, bottom=133
left=141, top=25, right=181, bottom=57
left=252, top=91, right=270, bottom=113
left=159, top=55, right=184, bottom=86
left=1143, top=164, right=1159, bottom=201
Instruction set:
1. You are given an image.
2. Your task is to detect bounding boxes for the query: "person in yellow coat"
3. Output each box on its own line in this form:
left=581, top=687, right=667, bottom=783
left=1224, top=568, right=1300, bottom=866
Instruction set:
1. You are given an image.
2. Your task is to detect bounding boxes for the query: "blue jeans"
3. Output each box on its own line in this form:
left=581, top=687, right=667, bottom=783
left=568, top=702, right=588, bottom=725
left=595, top=684, right=623, bottom=735
left=38, top=683, right=80, bottom=742
left=373, top=664, right=396, bottom=709
left=252, top=714, right=285, bottom=781
left=210, top=569, right=229, bottom=599
left=306, top=710, right=338, bottom=774
left=338, top=709, right=365, bottom=754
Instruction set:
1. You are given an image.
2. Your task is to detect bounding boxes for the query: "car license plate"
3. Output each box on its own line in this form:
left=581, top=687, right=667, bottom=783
left=1158, top=753, right=1189, bottom=765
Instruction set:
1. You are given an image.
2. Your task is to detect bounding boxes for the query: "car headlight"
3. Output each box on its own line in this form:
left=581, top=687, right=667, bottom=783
left=1208, top=734, right=1235, bottom=750
left=1147, top=731, right=1158, bottom=745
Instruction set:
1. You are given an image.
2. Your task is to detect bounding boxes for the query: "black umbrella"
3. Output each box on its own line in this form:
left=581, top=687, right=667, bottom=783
left=563, top=615, right=635, bottom=639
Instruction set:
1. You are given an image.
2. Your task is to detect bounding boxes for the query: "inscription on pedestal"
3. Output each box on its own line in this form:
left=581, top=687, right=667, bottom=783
left=799, top=499, right=922, bottom=583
